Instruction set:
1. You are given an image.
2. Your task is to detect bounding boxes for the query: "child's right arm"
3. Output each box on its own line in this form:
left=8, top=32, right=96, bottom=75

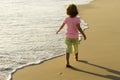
left=56, top=23, right=65, bottom=34
left=77, top=24, right=87, bottom=40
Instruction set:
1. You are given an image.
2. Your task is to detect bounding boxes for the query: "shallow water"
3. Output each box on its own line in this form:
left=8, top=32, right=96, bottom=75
left=0, top=0, right=92, bottom=80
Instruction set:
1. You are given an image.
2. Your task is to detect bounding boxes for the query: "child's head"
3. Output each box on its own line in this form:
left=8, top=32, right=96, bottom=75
left=66, top=4, right=78, bottom=17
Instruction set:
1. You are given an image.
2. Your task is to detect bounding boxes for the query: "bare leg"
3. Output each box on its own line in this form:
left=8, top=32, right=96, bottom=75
left=75, top=53, right=78, bottom=61
left=66, top=53, right=70, bottom=65
left=66, top=53, right=71, bottom=67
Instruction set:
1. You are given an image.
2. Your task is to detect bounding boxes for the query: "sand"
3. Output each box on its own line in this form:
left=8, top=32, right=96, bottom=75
left=12, top=0, right=120, bottom=80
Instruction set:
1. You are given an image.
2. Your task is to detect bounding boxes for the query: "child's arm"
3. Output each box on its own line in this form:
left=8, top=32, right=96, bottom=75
left=77, top=24, right=87, bottom=40
left=56, top=23, right=65, bottom=34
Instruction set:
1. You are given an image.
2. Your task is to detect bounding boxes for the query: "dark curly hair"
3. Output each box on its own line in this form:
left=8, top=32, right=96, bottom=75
left=66, top=4, right=79, bottom=17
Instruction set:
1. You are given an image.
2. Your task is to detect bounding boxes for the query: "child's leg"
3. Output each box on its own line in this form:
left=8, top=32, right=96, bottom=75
left=65, top=38, right=72, bottom=67
left=72, top=38, right=79, bottom=61
left=66, top=53, right=70, bottom=65
left=75, top=53, right=78, bottom=61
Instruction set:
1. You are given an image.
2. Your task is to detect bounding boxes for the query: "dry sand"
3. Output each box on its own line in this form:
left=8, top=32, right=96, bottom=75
left=12, top=0, right=120, bottom=80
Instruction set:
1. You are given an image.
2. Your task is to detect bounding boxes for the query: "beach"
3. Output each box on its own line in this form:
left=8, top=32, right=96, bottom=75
left=12, top=0, right=120, bottom=80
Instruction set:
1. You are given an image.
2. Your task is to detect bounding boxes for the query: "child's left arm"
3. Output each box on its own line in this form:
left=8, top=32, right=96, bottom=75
left=56, top=23, right=65, bottom=34
left=77, top=24, right=87, bottom=40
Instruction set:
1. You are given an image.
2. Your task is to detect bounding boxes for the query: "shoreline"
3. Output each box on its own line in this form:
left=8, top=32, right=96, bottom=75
left=12, top=0, right=120, bottom=80
left=11, top=54, right=65, bottom=80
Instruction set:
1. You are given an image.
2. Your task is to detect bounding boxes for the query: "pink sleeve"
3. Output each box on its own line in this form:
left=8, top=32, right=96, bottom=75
left=63, top=18, right=67, bottom=24
left=76, top=17, right=81, bottom=24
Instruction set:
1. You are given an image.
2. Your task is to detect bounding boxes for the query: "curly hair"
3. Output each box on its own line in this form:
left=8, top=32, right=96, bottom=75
left=66, top=4, right=79, bottom=17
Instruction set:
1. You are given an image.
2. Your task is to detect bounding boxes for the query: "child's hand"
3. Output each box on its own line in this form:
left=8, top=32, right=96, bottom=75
left=56, top=31, right=59, bottom=34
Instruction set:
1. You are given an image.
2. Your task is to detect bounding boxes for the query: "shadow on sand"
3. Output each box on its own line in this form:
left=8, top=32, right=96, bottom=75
left=68, top=60, right=120, bottom=80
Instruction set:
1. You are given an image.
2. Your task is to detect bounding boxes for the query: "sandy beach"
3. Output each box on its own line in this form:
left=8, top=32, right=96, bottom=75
left=12, top=0, right=120, bottom=80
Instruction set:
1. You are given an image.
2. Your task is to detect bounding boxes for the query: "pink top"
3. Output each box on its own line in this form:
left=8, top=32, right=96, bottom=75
left=64, top=16, right=81, bottom=38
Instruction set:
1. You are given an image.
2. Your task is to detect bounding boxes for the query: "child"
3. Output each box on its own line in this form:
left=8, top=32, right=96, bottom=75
left=56, top=4, right=86, bottom=67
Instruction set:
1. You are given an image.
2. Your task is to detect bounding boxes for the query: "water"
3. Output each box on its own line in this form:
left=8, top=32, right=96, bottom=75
left=0, top=0, right=93, bottom=80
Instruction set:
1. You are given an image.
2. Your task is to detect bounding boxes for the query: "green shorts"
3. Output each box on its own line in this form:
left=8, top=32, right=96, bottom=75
left=65, top=38, right=78, bottom=54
